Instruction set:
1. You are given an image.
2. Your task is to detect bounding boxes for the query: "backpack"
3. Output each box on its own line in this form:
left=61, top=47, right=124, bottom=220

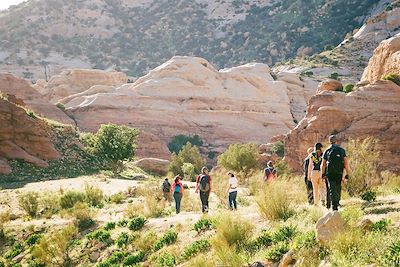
left=162, top=181, right=170, bottom=192
left=174, top=184, right=181, bottom=193
left=310, top=152, right=322, bottom=170
left=326, top=146, right=345, bottom=174
left=199, top=175, right=210, bottom=192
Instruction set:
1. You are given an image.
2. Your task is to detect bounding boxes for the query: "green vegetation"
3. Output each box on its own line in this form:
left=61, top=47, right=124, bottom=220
left=168, top=134, right=203, bottom=154
left=330, top=72, right=339, bottom=80
left=194, top=218, right=214, bottom=233
left=181, top=239, right=211, bottom=260
left=381, top=73, right=400, bottom=86
left=18, top=191, right=39, bottom=217
left=127, top=216, right=146, bottom=231
left=154, top=230, right=178, bottom=251
left=169, top=143, right=206, bottom=176
left=271, top=141, right=285, bottom=157
left=343, top=83, right=354, bottom=93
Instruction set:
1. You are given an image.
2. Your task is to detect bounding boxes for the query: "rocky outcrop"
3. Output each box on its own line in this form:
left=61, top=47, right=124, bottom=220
left=317, top=79, right=343, bottom=93
left=284, top=80, right=400, bottom=173
left=315, top=211, right=345, bottom=246
left=133, top=158, right=170, bottom=175
left=0, top=98, right=60, bottom=173
left=64, top=57, right=298, bottom=157
left=362, top=33, right=400, bottom=83
left=0, top=73, right=74, bottom=125
left=42, top=69, right=128, bottom=103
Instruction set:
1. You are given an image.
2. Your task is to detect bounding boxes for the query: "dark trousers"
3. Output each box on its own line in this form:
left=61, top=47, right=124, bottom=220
left=173, top=192, right=182, bottom=214
left=199, top=191, right=210, bottom=213
left=325, top=178, right=331, bottom=209
left=305, top=178, right=314, bottom=205
left=228, top=191, right=237, bottom=210
left=327, top=173, right=342, bottom=210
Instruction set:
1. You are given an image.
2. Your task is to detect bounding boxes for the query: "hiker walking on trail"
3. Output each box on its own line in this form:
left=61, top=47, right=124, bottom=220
left=162, top=178, right=171, bottom=201
left=226, top=171, right=238, bottom=210
left=195, top=166, right=212, bottom=213
left=308, top=143, right=326, bottom=206
left=304, top=147, right=314, bottom=205
left=171, top=175, right=183, bottom=214
left=262, top=161, right=277, bottom=186
left=321, top=135, right=351, bottom=211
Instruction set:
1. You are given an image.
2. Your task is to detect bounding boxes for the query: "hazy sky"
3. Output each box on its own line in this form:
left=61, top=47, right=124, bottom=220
left=0, top=0, right=27, bottom=10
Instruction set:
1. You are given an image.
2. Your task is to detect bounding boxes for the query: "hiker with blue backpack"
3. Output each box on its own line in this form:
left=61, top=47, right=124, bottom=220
left=195, top=167, right=212, bottom=213
left=171, top=175, right=183, bottom=214
left=321, top=135, right=351, bottom=211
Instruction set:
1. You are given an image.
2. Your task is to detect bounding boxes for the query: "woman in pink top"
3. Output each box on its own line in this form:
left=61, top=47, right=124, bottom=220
left=171, top=175, right=183, bottom=214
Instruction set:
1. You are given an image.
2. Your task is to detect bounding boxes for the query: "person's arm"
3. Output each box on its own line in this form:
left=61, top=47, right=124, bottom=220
left=321, top=159, right=327, bottom=179
left=180, top=183, right=184, bottom=195
left=344, top=156, right=350, bottom=176
left=209, top=176, right=212, bottom=193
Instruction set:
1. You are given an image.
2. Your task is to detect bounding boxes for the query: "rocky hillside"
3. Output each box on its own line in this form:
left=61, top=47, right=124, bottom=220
left=0, top=0, right=381, bottom=79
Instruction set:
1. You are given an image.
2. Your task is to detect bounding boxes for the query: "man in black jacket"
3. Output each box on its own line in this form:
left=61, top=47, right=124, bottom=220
left=304, top=147, right=314, bottom=205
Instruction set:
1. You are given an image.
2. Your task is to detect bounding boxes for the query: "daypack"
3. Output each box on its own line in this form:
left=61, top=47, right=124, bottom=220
left=162, top=181, right=170, bottom=192
left=174, top=184, right=181, bottom=193
left=310, top=152, right=322, bottom=170
left=199, top=175, right=210, bottom=192
left=265, top=168, right=276, bottom=182
left=326, top=146, right=345, bottom=174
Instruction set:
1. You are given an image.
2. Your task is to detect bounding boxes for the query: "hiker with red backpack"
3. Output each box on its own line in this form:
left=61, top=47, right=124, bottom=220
left=195, top=166, right=212, bottom=213
left=321, top=135, right=351, bottom=211
left=171, top=175, right=183, bottom=214
left=308, top=143, right=326, bottom=206
left=262, top=161, right=277, bottom=186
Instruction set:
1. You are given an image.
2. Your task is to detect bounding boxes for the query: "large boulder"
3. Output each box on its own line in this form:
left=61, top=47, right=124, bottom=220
left=133, top=158, right=170, bottom=175
left=0, top=73, right=74, bottom=125
left=362, top=33, right=400, bottom=83
left=315, top=211, right=345, bottom=246
left=284, top=80, right=400, bottom=173
left=317, top=79, right=343, bottom=93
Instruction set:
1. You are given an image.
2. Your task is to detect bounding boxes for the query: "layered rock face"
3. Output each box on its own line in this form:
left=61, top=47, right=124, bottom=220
left=40, top=69, right=128, bottom=103
left=0, top=74, right=74, bottom=125
left=64, top=57, right=298, bottom=158
left=284, top=80, right=400, bottom=173
left=362, top=33, right=400, bottom=83
left=0, top=98, right=60, bottom=174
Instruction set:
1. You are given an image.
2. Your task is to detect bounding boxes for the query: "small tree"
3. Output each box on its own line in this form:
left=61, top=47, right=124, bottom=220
left=381, top=73, right=400, bottom=86
left=168, top=134, right=203, bottom=154
left=271, top=141, right=285, bottom=157
left=182, top=162, right=196, bottom=182
left=217, top=143, right=259, bottom=182
left=18, top=192, right=39, bottom=218
left=343, top=83, right=354, bottom=93
left=82, top=124, right=140, bottom=174
left=169, top=143, right=206, bottom=176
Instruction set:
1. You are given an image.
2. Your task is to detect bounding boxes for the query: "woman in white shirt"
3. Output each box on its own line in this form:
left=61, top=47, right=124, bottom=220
left=226, top=171, right=238, bottom=210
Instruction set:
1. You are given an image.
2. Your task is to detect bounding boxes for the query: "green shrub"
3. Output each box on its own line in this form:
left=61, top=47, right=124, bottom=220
left=18, top=191, right=39, bottom=217
left=4, top=242, right=24, bottom=259
left=128, top=216, right=146, bottom=231
left=384, top=240, right=400, bottom=267
left=169, top=143, right=206, bottom=175
left=252, top=230, right=273, bottom=250
left=181, top=239, right=211, bottom=260
left=69, top=202, right=95, bottom=230
left=26, top=109, right=37, bottom=119
left=361, top=190, right=377, bottom=202
left=56, top=103, right=65, bottom=111
left=154, top=230, right=178, bottom=251
left=330, top=72, right=339, bottom=80
left=117, top=219, right=128, bottom=227
left=157, top=252, right=176, bottom=267
left=116, top=232, right=130, bottom=248
left=109, top=192, right=126, bottom=204
left=215, top=214, right=253, bottom=250
left=84, top=184, right=104, bottom=207
left=25, top=234, right=43, bottom=246
left=82, top=124, right=140, bottom=174
left=97, top=251, right=125, bottom=267
left=272, top=225, right=297, bottom=243
left=271, top=141, right=285, bottom=157
left=123, top=251, right=145, bottom=266
left=60, top=191, right=86, bottom=209
left=104, top=221, right=116, bottom=230
left=371, top=219, right=390, bottom=232
left=134, top=231, right=158, bottom=252
left=217, top=143, right=259, bottom=182
left=87, top=229, right=112, bottom=244
left=168, top=134, right=203, bottom=154
left=182, top=162, right=196, bottom=181
left=293, top=231, right=317, bottom=250
left=381, top=73, right=400, bottom=86
left=194, top=218, right=214, bottom=233
left=343, top=83, right=354, bottom=93
left=39, top=193, right=61, bottom=218
left=265, top=242, right=289, bottom=262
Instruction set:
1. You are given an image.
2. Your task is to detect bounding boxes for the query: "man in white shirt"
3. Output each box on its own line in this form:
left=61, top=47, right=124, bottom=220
left=226, top=171, right=238, bottom=210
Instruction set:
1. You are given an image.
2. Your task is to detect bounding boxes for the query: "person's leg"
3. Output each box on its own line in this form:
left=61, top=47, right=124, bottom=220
left=228, top=192, right=233, bottom=209
left=325, top=178, right=331, bottom=209
left=173, top=192, right=179, bottom=214
left=311, top=171, right=320, bottom=205
left=318, top=173, right=326, bottom=206
left=177, top=194, right=181, bottom=214
left=306, top=179, right=314, bottom=205
left=328, top=174, right=341, bottom=210
left=232, top=191, right=237, bottom=210
left=204, top=191, right=210, bottom=212
left=199, top=192, right=206, bottom=213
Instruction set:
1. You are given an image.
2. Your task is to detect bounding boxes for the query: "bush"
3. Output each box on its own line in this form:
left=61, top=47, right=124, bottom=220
left=251, top=230, right=273, bottom=251
left=168, top=134, right=203, bottom=154
left=60, top=191, right=86, bottom=209
left=128, top=216, right=146, bottom=231
left=214, top=214, right=253, bottom=250
left=70, top=202, right=95, bottom=230
left=82, top=124, right=140, bottom=174
left=56, top=103, right=65, bottom=111
left=256, top=181, right=295, bottom=221
left=381, top=73, right=400, bottom=86
left=271, top=141, right=285, bottom=157
left=154, top=230, right=178, bottom=251
left=182, top=162, right=196, bottom=181
left=87, top=229, right=112, bottom=245
left=84, top=184, right=104, bottom=207
left=181, top=239, right=211, bottom=260
left=39, top=193, right=61, bottom=218
left=18, top=191, right=39, bottom=217
left=116, top=232, right=130, bottom=248
left=32, top=225, right=77, bottom=266
left=265, top=242, right=289, bottom=262
left=346, top=138, right=379, bottom=197
left=343, top=83, right=354, bottom=93
left=272, top=225, right=297, bottom=243
left=169, top=143, right=206, bottom=176
left=330, top=72, right=339, bottom=80
left=4, top=243, right=24, bottom=260
left=157, top=252, right=176, bottom=267
left=194, top=218, right=214, bottom=233
left=293, top=231, right=317, bottom=250
left=217, top=143, right=259, bottom=182
left=384, top=240, right=400, bottom=266
left=134, top=231, right=158, bottom=252
left=123, top=251, right=145, bottom=266
left=104, top=221, right=116, bottom=230
left=124, top=202, right=145, bottom=218
left=98, top=251, right=125, bottom=267
left=361, top=190, right=377, bottom=202
left=26, top=234, right=43, bottom=246
left=371, top=219, right=390, bottom=232
left=109, top=192, right=126, bottom=204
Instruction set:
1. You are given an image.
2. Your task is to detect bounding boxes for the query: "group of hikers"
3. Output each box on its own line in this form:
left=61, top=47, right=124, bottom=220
left=162, top=134, right=350, bottom=214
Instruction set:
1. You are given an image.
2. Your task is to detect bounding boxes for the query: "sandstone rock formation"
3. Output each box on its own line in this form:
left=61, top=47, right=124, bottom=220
left=362, top=33, right=400, bottom=83
left=42, top=69, right=128, bottom=103
left=315, top=211, right=345, bottom=246
left=317, top=79, right=343, bottom=93
left=284, top=80, right=400, bottom=173
left=0, top=98, right=60, bottom=174
left=133, top=158, right=170, bottom=175
left=63, top=57, right=299, bottom=158
left=0, top=73, right=74, bottom=125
